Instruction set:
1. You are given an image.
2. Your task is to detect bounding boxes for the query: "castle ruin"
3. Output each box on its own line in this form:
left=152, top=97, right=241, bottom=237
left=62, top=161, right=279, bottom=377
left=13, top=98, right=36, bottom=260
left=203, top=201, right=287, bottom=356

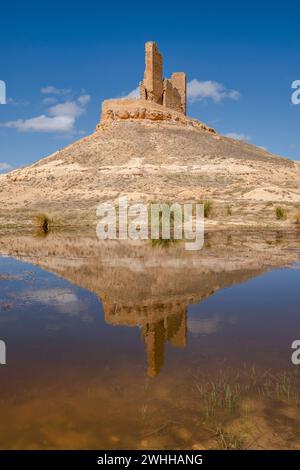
left=99, top=42, right=215, bottom=133
left=139, top=42, right=186, bottom=115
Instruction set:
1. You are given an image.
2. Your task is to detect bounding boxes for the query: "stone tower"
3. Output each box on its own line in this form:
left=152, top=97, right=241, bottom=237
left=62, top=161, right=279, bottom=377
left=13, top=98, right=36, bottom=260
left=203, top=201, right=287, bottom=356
left=171, top=72, right=186, bottom=115
left=140, top=42, right=164, bottom=104
left=139, top=41, right=187, bottom=115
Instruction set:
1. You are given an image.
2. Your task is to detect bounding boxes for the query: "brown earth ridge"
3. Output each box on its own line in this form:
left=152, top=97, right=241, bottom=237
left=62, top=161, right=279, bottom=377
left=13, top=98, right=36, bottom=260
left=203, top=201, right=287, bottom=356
left=0, top=42, right=299, bottom=229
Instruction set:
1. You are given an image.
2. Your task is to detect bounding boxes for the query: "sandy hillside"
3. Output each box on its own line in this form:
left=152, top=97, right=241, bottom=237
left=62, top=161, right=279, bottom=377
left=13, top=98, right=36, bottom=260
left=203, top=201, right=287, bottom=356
left=0, top=117, right=299, bottom=229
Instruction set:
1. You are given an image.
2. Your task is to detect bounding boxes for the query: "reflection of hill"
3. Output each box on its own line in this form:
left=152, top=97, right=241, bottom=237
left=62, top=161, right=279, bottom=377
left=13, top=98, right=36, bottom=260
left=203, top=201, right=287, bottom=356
left=0, top=230, right=299, bottom=376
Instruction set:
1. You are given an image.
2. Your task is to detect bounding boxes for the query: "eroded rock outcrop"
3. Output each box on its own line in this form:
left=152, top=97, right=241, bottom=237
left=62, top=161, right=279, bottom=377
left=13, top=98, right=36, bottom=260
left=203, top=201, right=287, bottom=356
left=98, top=98, right=215, bottom=133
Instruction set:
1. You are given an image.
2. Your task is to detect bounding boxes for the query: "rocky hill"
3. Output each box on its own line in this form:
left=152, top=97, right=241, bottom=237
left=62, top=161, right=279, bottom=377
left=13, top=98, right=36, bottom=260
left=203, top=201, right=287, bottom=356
left=0, top=104, right=299, bottom=229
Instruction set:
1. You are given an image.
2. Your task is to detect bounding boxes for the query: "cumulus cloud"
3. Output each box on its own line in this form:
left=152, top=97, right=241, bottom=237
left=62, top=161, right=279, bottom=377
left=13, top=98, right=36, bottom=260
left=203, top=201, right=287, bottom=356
left=187, top=79, right=240, bottom=103
left=0, top=162, right=13, bottom=172
left=124, top=80, right=240, bottom=104
left=77, top=94, right=91, bottom=106
left=6, top=97, right=29, bottom=106
left=17, top=288, right=93, bottom=319
left=188, top=313, right=237, bottom=336
left=1, top=94, right=91, bottom=133
left=40, top=86, right=72, bottom=95
left=4, top=115, right=76, bottom=133
left=188, top=315, right=222, bottom=336
left=124, top=87, right=140, bottom=99
left=21, top=288, right=78, bottom=304
left=48, top=101, right=85, bottom=118
left=225, top=132, right=250, bottom=142
left=42, top=97, right=58, bottom=105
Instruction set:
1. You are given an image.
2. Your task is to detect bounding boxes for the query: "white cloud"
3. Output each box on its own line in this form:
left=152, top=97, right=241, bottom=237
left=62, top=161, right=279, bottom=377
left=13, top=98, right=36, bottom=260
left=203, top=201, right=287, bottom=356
left=40, top=86, right=72, bottom=95
left=17, top=288, right=92, bottom=319
left=187, top=79, right=240, bottom=103
left=225, top=132, right=250, bottom=142
left=42, top=97, right=58, bottom=105
left=4, top=115, right=75, bottom=133
left=6, top=97, right=29, bottom=106
left=1, top=94, right=91, bottom=133
left=77, top=94, right=91, bottom=106
left=21, top=288, right=78, bottom=304
left=0, top=162, right=13, bottom=172
left=124, top=87, right=140, bottom=99
left=188, top=313, right=236, bottom=336
left=48, top=101, right=84, bottom=118
left=123, top=81, right=240, bottom=104
left=188, top=315, right=222, bottom=336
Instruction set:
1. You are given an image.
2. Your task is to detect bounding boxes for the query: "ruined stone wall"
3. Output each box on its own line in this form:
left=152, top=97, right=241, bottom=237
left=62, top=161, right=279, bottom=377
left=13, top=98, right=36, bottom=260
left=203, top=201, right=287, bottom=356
left=139, top=42, right=187, bottom=115
left=139, top=81, right=147, bottom=100
left=171, top=72, right=186, bottom=114
left=163, top=79, right=182, bottom=113
left=142, top=42, right=163, bottom=104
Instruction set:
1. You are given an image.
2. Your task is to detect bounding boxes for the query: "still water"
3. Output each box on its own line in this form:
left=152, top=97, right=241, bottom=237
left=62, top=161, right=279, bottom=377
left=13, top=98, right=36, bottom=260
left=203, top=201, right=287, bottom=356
left=0, top=231, right=299, bottom=449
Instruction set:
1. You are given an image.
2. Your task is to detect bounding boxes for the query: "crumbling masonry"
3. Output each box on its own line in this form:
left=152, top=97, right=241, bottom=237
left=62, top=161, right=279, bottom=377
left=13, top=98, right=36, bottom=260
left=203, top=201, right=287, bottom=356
left=99, top=41, right=215, bottom=133
left=139, top=42, right=186, bottom=115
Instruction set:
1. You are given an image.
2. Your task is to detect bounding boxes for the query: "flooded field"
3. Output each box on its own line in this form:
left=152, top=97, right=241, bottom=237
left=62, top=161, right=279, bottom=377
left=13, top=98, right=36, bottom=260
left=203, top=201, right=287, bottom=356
left=0, top=230, right=299, bottom=449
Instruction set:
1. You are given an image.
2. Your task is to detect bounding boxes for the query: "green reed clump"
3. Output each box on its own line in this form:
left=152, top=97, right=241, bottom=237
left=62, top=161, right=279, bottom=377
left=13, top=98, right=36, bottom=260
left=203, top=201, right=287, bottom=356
left=214, top=428, right=245, bottom=450
left=272, top=371, right=300, bottom=405
left=195, top=377, right=242, bottom=418
left=198, top=200, right=213, bottom=218
left=151, top=238, right=178, bottom=248
left=275, top=206, right=287, bottom=220
left=149, top=202, right=181, bottom=246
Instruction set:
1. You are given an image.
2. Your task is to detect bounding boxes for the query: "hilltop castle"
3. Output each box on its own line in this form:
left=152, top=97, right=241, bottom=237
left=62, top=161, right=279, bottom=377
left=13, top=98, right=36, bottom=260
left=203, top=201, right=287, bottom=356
left=99, top=42, right=201, bottom=127
left=98, top=41, right=215, bottom=132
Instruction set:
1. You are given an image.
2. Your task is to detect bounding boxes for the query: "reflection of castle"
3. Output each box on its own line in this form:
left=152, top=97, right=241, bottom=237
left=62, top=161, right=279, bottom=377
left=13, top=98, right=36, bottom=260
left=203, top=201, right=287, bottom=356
left=1, top=234, right=279, bottom=379
left=142, top=310, right=187, bottom=377
left=103, top=300, right=187, bottom=377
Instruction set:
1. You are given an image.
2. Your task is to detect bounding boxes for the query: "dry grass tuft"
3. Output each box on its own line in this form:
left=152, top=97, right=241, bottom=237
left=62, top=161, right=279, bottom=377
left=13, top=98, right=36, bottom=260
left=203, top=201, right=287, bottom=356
left=33, top=213, right=54, bottom=234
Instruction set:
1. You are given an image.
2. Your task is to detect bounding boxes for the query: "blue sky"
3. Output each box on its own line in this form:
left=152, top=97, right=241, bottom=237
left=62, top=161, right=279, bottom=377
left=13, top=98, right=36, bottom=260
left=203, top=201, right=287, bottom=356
left=1, top=0, right=300, bottom=172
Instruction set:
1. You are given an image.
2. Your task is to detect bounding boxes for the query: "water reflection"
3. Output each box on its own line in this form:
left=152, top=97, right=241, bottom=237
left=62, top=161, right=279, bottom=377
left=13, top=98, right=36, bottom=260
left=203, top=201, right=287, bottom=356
left=0, top=230, right=299, bottom=449
left=0, top=230, right=299, bottom=378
